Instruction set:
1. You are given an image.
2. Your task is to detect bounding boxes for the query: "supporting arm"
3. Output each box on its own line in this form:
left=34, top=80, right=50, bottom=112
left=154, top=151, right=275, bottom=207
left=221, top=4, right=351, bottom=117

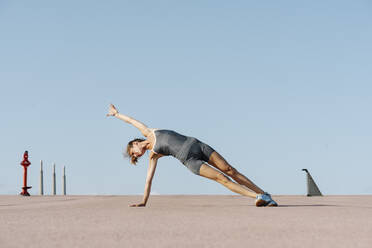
left=130, top=155, right=159, bottom=207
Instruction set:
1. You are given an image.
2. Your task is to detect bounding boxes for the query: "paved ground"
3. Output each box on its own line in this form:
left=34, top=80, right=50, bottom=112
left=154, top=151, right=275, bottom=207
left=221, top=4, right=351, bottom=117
left=0, top=195, right=371, bottom=248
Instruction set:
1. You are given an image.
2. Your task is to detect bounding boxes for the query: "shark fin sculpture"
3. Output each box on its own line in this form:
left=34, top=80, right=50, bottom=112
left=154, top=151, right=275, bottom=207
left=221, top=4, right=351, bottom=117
left=302, top=169, right=322, bottom=196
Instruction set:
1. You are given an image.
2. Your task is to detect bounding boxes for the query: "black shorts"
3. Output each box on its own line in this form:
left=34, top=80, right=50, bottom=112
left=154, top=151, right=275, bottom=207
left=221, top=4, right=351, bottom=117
left=181, top=140, right=215, bottom=175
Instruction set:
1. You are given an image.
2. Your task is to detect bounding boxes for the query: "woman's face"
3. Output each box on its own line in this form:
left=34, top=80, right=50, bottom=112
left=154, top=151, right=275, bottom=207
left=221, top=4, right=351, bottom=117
left=131, top=142, right=145, bottom=158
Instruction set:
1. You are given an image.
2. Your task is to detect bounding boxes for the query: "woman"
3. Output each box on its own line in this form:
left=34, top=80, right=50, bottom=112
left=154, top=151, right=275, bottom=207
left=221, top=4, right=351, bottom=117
left=107, top=104, right=278, bottom=207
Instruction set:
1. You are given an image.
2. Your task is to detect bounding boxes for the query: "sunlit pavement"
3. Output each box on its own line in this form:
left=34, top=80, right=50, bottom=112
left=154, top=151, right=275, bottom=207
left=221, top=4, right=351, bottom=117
left=1, top=195, right=371, bottom=248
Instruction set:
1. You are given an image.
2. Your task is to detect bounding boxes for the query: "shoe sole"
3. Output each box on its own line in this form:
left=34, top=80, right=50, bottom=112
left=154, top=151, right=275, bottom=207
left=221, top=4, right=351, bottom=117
left=255, top=199, right=268, bottom=207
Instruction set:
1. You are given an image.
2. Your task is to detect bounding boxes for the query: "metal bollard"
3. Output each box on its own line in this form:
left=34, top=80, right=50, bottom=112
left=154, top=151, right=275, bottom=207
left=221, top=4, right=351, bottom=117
left=52, top=163, right=56, bottom=195
left=40, top=160, right=44, bottom=195
left=62, top=166, right=66, bottom=195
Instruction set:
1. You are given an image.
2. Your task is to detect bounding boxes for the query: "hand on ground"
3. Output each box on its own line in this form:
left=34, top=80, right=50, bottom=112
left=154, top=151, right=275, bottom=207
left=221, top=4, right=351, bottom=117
left=129, top=202, right=146, bottom=207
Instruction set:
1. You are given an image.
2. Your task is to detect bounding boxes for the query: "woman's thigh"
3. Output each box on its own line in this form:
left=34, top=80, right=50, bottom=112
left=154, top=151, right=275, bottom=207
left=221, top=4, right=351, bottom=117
left=207, top=151, right=232, bottom=172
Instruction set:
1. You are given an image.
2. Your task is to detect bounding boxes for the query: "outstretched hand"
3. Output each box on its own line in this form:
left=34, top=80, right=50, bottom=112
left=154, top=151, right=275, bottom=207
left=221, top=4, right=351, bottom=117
left=106, top=104, right=118, bottom=117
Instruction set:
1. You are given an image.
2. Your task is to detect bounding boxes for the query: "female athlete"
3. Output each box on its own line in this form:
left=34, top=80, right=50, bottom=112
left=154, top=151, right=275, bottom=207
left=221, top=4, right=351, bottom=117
left=107, top=104, right=278, bottom=207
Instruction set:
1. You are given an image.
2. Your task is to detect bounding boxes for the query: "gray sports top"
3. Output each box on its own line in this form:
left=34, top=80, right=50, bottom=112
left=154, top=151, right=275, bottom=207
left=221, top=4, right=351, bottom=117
left=152, top=129, right=200, bottom=163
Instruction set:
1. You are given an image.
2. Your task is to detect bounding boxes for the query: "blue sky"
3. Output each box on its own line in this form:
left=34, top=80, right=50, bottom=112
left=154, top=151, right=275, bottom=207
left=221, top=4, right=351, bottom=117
left=1, top=1, right=371, bottom=196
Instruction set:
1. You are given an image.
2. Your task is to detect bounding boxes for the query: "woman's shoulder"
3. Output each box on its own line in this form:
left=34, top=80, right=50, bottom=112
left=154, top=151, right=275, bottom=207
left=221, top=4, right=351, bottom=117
left=150, top=128, right=175, bottom=133
left=149, top=128, right=161, bottom=134
left=150, top=129, right=180, bottom=137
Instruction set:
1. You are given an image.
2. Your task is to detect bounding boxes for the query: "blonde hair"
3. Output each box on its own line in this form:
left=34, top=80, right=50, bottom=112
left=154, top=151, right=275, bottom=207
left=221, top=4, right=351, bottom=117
left=126, top=138, right=145, bottom=165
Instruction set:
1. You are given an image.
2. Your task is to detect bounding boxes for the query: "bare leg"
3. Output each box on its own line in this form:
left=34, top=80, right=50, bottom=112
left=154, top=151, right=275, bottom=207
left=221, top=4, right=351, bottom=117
left=208, top=151, right=265, bottom=194
left=199, top=164, right=257, bottom=198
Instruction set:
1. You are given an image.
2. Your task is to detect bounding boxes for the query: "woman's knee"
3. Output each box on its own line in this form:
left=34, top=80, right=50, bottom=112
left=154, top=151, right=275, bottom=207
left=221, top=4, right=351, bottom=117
left=224, top=165, right=237, bottom=177
left=215, top=173, right=231, bottom=184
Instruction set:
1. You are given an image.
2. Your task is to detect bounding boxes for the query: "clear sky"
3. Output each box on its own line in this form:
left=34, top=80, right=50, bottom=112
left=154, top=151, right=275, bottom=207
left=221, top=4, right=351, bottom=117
left=1, top=1, right=371, bottom=196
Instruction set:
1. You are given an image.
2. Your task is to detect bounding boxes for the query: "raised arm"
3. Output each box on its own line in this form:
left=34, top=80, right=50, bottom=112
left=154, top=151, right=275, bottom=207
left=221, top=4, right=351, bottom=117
left=130, top=154, right=159, bottom=207
left=107, top=104, right=151, bottom=137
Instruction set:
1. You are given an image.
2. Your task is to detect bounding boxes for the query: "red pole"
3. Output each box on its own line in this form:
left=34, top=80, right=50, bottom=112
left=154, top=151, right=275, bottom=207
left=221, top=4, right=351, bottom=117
left=20, top=151, right=32, bottom=196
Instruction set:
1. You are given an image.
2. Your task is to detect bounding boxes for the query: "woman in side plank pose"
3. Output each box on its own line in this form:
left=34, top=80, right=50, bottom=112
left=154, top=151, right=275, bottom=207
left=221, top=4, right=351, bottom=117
left=107, top=104, right=278, bottom=207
